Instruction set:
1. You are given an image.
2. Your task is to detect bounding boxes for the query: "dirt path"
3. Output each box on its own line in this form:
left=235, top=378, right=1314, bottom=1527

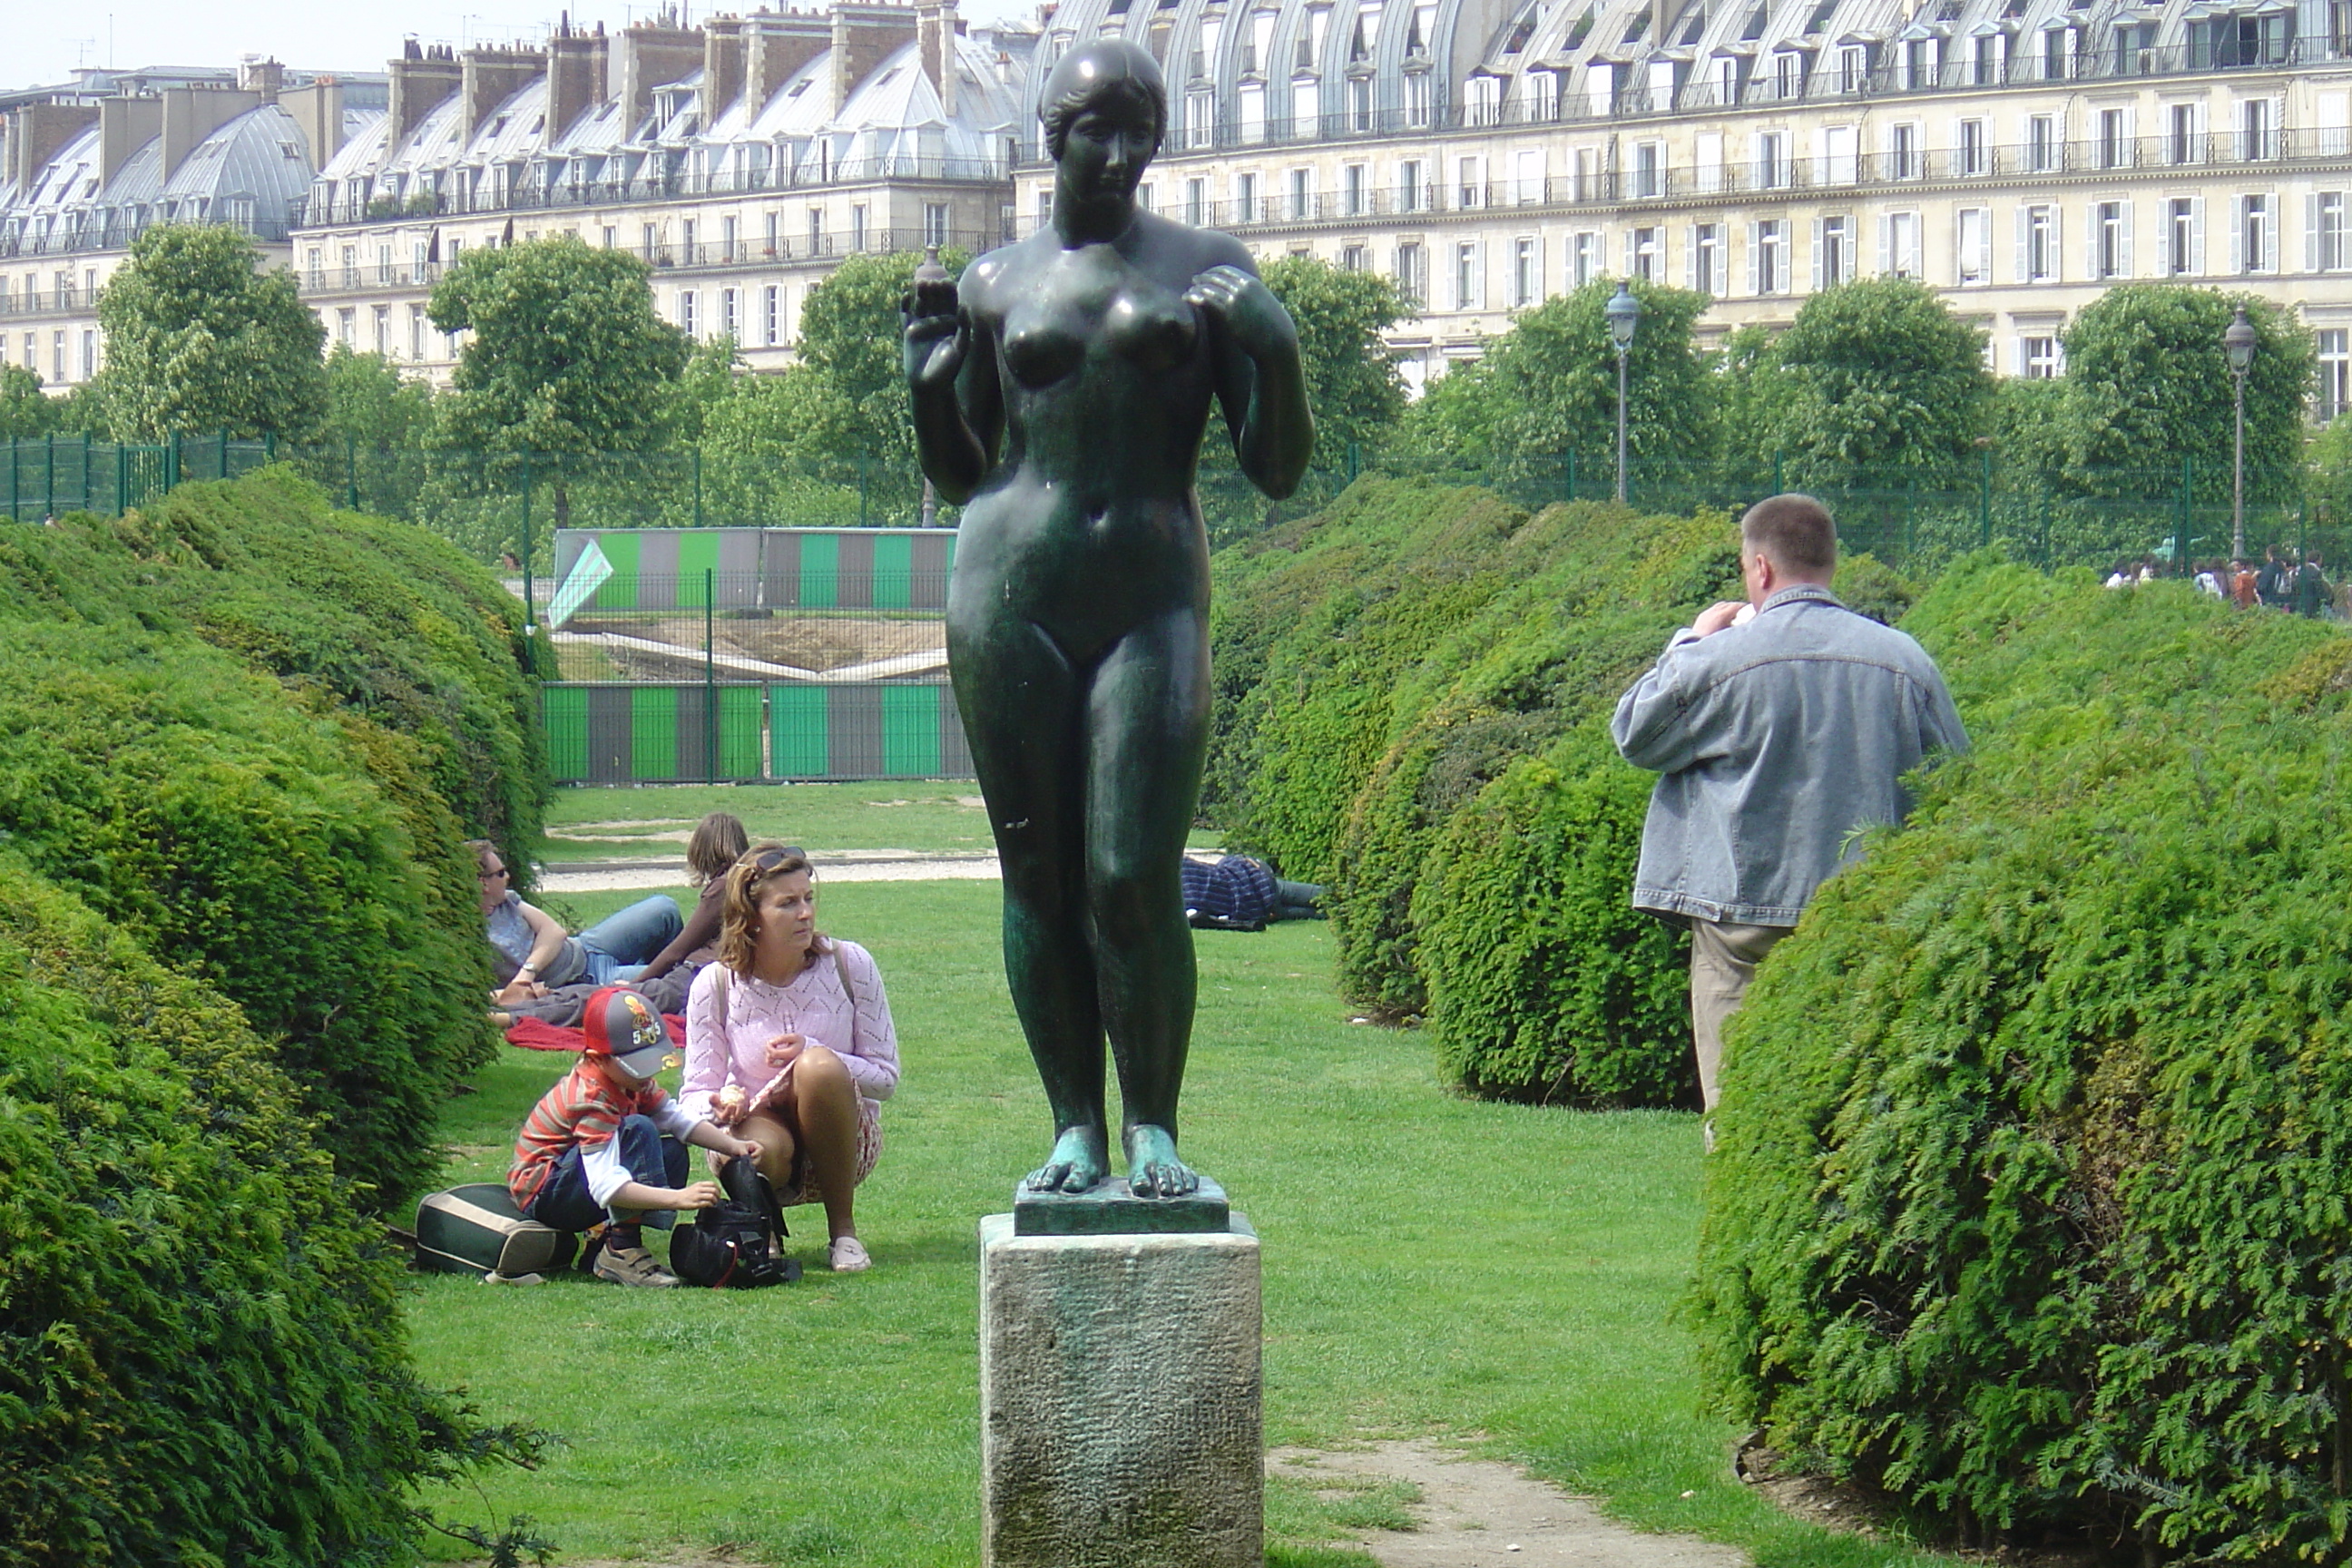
left=538, top=850, right=1000, bottom=892
left=1271, top=1442, right=1749, bottom=1568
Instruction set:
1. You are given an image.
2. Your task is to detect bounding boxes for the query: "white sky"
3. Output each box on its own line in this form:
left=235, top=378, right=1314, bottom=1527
left=9, top=0, right=1037, bottom=96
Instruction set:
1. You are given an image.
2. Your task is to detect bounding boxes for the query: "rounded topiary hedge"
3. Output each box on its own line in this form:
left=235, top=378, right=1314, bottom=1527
left=1694, top=558, right=2352, bottom=1561
left=0, top=856, right=450, bottom=1566
left=0, top=615, right=487, bottom=1209
left=90, top=467, right=548, bottom=865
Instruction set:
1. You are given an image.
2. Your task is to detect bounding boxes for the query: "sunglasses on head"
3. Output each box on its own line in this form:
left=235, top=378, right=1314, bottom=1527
left=749, top=848, right=807, bottom=871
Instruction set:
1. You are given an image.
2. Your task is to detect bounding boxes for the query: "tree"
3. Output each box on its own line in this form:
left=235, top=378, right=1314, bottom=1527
left=1762, top=278, right=1991, bottom=487
left=698, top=368, right=868, bottom=526
left=1712, top=323, right=1786, bottom=483
left=0, top=367, right=61, bottom=439
left=321, top=345, right=435, bottom=452
left=94, top=224, right=327, bottom=443
left=428, top=236, right=688, bottom=456
left=1254, top=254, right=1410, bottom=471
left=1396, top=278, right=1717, bottom=487
left=2059, top=284, right=2313, bottom=501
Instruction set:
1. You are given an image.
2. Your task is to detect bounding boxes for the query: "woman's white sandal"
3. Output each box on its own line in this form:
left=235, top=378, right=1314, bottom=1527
left=828, top=1235, right=872, bottom=1273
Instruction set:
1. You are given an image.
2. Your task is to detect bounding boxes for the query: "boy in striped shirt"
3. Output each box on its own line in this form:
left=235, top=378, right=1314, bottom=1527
left=509, top=985, right=762, bottom=1287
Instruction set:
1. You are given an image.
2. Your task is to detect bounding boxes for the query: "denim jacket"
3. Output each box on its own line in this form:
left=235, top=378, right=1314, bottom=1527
left=1610, top=583, right=1969, bottom=927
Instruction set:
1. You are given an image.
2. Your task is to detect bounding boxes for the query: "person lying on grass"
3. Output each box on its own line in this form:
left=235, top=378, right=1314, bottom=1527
left=493, top=811, right=750, bottom=1030
left=681, top=845, right=899, bottom=1274
left=507, top=985, right=763, bottom=1288
left=471, top=838, right=683, bottom=1009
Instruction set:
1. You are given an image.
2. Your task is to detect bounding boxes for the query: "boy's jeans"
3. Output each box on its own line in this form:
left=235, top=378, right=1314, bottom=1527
left=528, top=1114, right=689, bottom=1231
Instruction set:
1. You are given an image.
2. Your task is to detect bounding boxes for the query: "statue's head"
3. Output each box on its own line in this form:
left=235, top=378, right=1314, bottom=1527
left=1038, top=39, right=1168, bottom=163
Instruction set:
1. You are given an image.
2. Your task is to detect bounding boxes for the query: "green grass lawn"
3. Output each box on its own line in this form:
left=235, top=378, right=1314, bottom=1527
left=534, top=781, right=1222, bottom=863
left=416, top=878, right=1954, bottom=1567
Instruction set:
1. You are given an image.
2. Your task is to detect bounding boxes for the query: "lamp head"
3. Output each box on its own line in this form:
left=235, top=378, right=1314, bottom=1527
left=2225, top=306, right=2258, bottom=375
left=1604, top=280, right=1642, bottom=351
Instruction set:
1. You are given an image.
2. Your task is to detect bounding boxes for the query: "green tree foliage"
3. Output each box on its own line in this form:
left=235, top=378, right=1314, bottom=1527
left=697, top=366, right=869, bottom=526
left=791, top=249, right=969, bottom=490
left=1762, top=279, right=1992, bottom=485
left=94, top=224, right=327, bottom=443
left=2307, top=409, right=2352, bottom=531
left=1394, top=279, right=1716, bottom=481
left=0, top=366, right=62, bottom=438
left=2059, top=284, right=2312, bottom=498
left=1710, top=323, right=1782, bottom=475
left=322, top=343, right=436, bottom=452
left=1256, top=253, right=1410, bottom=471
left=1695, top=558, right=2352, bottom=1559
left=429, top=235, right=689, bottom=459
left=0, top=859, right=464, bottom=1564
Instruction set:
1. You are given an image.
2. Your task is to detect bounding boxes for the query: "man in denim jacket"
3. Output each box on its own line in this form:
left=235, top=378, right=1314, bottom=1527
left=1611, top=495, right=1968, bottom=1137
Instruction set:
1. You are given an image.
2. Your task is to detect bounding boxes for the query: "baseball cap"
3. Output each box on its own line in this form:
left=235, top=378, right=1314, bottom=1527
left=582, top=985, right=673, bottom=1079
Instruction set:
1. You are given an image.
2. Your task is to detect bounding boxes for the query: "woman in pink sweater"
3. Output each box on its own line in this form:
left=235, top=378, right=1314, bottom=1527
left=680, top=846, right=900, bottom=1272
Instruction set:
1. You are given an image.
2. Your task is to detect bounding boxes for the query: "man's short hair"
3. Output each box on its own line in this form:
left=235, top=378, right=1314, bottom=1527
left=1740, top=494, right=1838, bottom=577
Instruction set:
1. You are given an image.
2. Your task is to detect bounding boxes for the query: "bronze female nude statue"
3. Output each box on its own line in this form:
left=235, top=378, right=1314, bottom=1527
left=904, top=39, right=1313, bottom=1199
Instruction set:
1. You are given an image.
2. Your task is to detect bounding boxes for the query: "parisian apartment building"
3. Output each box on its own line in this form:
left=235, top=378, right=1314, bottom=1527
left=5, top=0, right=2352, bottom=414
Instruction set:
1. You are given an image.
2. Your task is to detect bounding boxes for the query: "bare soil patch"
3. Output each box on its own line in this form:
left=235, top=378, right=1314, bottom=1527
left=1271, top=1442, right=1749, bottom=1568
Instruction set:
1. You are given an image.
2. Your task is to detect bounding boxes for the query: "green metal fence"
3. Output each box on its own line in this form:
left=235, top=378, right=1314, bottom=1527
left=540, top=680, right=968, bottom=784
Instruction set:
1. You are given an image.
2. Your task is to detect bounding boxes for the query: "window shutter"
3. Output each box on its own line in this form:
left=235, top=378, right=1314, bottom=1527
left=1877, top=213, right=1892, bottom=275
left=2119, top=201, right=2133, bottom=278
left=2190, top=198, right=2204, bottom=275
left=2049, top=207, right=2063, bottom=282
left=1748, top=224, right=1760, bottom=295
left=2310, top=192, right=2322, bottom=272
left=2230, top=197, right=2245, bottom=274
left=2014, top=205, right=2029, bottom=281
left=2085, top=202, right=2101, bottom=278
left=1812, top=219, right=1825, bottom=289
left=1686, top=225, right=1699, bottom=289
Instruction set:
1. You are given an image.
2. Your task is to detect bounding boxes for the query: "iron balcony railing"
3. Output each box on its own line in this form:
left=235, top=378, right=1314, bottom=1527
left=293, top=227, right=1004, bottom=298
left=298, top=155, right=1013, bottom=230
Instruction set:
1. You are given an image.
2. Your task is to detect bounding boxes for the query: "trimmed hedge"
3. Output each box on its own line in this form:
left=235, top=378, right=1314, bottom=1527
left=1694, top=559, right=2352, bottom=1560
left=0, top=618, right=487, bottom=1207
left=0, top=466, right=548, bottom=862
left=0, top=856, right=450, bottom=1566
left=1210, top=477, right=1773, bottom=1102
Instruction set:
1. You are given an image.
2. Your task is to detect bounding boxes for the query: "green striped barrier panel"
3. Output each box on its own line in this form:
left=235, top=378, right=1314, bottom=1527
left=549, top=526, right=956, bottom=612
left=541, top=681, right=972, bottom=783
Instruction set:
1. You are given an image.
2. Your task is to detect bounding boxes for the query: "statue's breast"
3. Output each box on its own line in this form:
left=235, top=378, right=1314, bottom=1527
left=999, top=254, right=1199, bottom=389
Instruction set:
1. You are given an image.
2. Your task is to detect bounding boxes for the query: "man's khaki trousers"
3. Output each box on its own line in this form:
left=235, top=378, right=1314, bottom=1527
left=1690, top=918, right=1793, bottom=1115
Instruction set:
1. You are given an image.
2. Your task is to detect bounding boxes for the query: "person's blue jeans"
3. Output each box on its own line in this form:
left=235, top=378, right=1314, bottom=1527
left=575, top=895, right=684, bottom=985
left=526, top=1114, right=690, bottom=1231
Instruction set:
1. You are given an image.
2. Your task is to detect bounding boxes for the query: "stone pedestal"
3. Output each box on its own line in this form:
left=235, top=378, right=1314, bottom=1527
left=978, top=1212, right=1262, bottom=1568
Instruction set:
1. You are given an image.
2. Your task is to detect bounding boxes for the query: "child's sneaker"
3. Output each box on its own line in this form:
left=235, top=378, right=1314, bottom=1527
left=593, top=1244, right=680, bottom=1287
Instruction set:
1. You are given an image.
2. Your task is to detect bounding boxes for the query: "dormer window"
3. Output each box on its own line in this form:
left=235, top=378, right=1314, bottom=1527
left=1622, top=12, right=1651, bottom=44
left=1741, top=5, right=1768, bottom=39
left=1565, top=6, right=1595, bottom=47
left=1679, top=8, right=1709, bottom=44
left=1804, top=0, right=1838, bottom=34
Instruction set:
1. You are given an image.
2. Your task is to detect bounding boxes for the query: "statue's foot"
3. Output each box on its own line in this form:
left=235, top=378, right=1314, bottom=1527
left=1123, top=1124, right=1200, bottom=1198
left=1024, top=1125, right=1111, bottom=1194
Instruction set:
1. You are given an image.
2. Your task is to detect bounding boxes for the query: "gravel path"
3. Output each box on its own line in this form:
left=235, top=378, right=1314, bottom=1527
left=538, top=850, right=999, bottom=893
left=1270, top=1443, right=1749, bottom=1568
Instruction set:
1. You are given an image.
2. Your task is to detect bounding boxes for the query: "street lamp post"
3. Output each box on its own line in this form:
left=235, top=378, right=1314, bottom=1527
left=2226, top=306, right=2258, bottom=562
left=1605, top=282, right=1643, bottom=504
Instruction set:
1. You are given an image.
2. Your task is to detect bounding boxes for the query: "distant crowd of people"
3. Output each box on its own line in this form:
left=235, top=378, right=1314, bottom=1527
left=2109, top=545, right=2342, bottom=618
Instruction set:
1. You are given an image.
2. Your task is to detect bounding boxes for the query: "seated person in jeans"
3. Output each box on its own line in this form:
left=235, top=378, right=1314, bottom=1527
left=470, top=839, right=683, bottom=1009
left=507, top=985, right=761, bottom=1287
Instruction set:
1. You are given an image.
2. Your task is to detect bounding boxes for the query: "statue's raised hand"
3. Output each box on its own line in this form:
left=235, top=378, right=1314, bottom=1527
left=1183, top=264, right=1298, bottom=365
left=901, top=271, right=967, bottom=390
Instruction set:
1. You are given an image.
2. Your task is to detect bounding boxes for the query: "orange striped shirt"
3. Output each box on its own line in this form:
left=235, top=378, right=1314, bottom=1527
left=508, top=1063, right=671, bottom=1209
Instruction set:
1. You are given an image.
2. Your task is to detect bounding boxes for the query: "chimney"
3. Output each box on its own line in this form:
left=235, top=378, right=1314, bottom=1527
left=917, top=0, right=960, bottom=118
left=460, top=45, right=546, bottom=141
left=387, top=47, right=462, bottom=151
left=702, top=15, right=747, bottom=120
left=8, top=103, right=100, bottom=191
left=744, top=11, right=831, bottom=109
left=99, top=94, right=162, bottom=184
left=832, top=4, right=920, bottom=120
left=277, top=77, right=347, bottom=164
left=237, top=56, right=285, bottom=101
left=547, top=25, right=611, bottom=138
left=161, top=87, right=260, bottom=177
left=613, top=19, right=706, bottom=127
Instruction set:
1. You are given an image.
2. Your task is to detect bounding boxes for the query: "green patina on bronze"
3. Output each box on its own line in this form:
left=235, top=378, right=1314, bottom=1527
left=906, top=38, right=1313, bottom=1221
left=1012, top=1176, right=1233, bottom=1237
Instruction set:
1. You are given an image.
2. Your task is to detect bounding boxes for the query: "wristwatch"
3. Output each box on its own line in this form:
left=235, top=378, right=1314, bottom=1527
left=517, top=965, right=538, bottom=982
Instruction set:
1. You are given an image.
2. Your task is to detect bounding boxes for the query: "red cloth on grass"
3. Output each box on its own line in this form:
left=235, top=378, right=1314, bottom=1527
left=505, top=1014, right=687, bottom=1052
